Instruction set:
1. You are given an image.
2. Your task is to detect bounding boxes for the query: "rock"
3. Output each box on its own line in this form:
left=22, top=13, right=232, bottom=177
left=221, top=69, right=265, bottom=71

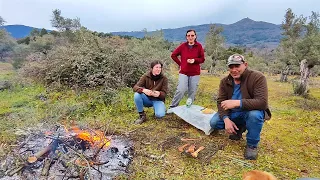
left=37, top=94, right=47, bottom=101
left=0, top=80, right=11, bottom=91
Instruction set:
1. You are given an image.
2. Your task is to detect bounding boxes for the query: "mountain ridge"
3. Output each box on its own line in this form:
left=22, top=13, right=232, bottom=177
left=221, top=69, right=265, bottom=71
left=111, top=17, right=282, bottom=48
left=1, top=25, right=45, bottom=39
left=1, top=18, right=282, bottom=48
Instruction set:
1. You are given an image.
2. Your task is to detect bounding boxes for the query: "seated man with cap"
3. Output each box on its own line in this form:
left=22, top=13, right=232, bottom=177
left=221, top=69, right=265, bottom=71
left=210, top=54, right=271, bottom=160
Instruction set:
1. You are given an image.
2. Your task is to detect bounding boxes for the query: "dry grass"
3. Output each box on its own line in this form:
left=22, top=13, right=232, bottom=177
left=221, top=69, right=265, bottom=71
left=0, top=62, right=14, bottom=80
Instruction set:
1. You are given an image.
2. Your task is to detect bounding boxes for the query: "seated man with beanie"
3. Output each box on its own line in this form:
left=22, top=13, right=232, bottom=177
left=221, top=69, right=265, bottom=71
left=210, top=54, right=271, bottom=160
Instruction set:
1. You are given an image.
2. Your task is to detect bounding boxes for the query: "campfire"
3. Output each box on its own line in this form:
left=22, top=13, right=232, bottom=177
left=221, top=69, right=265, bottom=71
left=1, top=124, right=133, bottom=179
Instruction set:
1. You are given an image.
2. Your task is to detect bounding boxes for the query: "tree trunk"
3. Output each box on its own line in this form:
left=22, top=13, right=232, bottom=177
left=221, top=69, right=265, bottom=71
left=209, top=65, right=213, bottom=74
left=280, top=65, right=290, bottom=82
left=295, top=59, right=311, bottom=96
left=209, top=56, right=217, bottom=75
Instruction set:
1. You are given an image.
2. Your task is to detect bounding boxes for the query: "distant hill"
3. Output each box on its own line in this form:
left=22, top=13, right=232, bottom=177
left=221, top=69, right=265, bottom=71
left=112, top=18, right=282, bottom=48
left=0, top=25, right=43, bottom=39
left=2, top=18, right=282, bottom=48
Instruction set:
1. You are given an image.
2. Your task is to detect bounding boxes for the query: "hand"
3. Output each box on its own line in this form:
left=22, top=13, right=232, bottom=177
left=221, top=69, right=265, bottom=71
left=224, top=118, right=239, bottom=134
left=187, top=59, right=195, bottom=64
left=221, top=100, right=240, bottom=110
left=151, top=91, right=160, bottom=97
left=142, top=89, right=153, bottom=96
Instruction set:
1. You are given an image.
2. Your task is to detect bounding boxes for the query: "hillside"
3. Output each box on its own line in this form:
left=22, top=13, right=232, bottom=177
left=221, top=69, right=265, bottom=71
left=2, top=18, right=282, bottom=47
left=0, top=25, right=45, bottom=39
left=111, top=18, right=282, bottom=48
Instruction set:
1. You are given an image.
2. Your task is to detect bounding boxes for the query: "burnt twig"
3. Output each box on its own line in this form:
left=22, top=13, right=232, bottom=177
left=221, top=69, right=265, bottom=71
left=6, top=165, right=25, bottom=177
left=91, top=166, right=103, bottom=180
left=41, top=158, right=53, bottom=176
left=92, top=143, right=105, bottom=161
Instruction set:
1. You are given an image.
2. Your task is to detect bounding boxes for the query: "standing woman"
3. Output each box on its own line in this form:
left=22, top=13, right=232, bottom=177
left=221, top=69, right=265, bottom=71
left=133, top=61, right=168, bottom=124
left=168, top=29, right=205, bottom=111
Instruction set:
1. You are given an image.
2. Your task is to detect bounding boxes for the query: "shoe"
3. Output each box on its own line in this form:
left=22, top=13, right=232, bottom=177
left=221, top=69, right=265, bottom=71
left=229, top=125, right=246, bottom=140
left=244, top=145, right=258, bottom=160
left=135, top=112, right=146, bottom=124
left=167, top=107, right=174, bottom=114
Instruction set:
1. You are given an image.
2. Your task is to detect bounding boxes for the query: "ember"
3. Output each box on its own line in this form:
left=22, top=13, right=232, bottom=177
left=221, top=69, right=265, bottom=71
left=0, top=125, right=133, bottom=180
left=69, top=126, right=111, bottom=149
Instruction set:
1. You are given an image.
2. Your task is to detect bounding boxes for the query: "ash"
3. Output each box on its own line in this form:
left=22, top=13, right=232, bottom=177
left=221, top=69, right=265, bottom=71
left=0, top=126, right=133, bottom=180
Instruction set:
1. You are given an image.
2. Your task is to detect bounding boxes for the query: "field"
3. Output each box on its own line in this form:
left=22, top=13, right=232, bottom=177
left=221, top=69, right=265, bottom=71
left=0, top=62, right=319, bottom=179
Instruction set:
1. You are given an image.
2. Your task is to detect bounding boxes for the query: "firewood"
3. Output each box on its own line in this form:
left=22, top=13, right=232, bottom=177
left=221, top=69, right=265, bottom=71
left=178, top=143, right=190, bottom=152
left=180, top=138, right=199, bottom=141
left=28, top=139, right=58, bottom=163
left=185, top=145, right=196, bottom=153
left=6, top=165, right=24, bottom=176
left=191, top=146, right=205, bottom=158
left=27, top=144, right=52, bottom=163
left=41, top=158, right=53, bottom=176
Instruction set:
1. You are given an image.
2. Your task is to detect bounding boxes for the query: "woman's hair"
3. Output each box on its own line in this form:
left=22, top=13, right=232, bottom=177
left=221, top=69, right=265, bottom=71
left=186, top=29, right=196, bottom=36
left=150, top=60, right=163, bottom=69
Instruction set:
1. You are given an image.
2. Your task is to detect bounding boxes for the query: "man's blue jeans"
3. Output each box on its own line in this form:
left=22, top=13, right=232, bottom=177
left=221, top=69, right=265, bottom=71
left=134, top=92, right=166, bottom=118
left=210, top=110, right=264, bottom=147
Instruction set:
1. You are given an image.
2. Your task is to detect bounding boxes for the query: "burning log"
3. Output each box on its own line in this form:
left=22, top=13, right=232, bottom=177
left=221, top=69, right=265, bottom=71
left=27, top=145, right=52, bottom=163
left=27, top=139, right=59, bottom=163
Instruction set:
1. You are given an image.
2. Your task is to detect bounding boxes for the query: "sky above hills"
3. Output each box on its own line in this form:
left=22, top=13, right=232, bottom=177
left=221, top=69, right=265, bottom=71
left=0, top=0, right=319, bottom=32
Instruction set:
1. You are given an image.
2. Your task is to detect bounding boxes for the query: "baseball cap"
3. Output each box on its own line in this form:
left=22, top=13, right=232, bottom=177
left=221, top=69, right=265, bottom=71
left=227, top=54, right=245, bottom=66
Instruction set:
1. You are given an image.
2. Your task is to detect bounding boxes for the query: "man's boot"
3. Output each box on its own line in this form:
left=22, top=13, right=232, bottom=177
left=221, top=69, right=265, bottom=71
left=135, top=111, right=146, bottom=124
left=229, top=125, right=246, bottom=140
left=244, top=145, right=258, bottom=160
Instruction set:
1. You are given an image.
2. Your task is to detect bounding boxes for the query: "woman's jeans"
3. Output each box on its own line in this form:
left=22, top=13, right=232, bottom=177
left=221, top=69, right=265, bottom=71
left=210, top=110, right=264, bottom=147
left=134, top=92, right=166, bottom=118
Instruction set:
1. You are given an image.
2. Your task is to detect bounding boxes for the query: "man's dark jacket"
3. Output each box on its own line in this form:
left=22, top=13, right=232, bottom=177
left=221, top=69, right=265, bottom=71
left=217, top=69, right=272, bottom=120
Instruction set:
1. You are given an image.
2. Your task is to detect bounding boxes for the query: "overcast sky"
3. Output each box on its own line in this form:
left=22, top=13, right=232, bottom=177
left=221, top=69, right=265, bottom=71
left=0, top=0, right=319, bottom=32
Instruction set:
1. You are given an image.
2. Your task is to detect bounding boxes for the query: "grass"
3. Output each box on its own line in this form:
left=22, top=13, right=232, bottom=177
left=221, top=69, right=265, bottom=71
left=0, top=63, right=319, bottom=179
left=0, top=62, right=15, bottom=80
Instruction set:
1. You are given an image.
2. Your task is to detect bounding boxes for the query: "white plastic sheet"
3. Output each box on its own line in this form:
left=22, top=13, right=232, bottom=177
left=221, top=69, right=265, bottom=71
left=170, top=105, right=216, bottom=135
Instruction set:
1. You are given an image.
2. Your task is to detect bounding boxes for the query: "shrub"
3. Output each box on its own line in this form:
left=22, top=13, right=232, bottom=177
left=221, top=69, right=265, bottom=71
left=21, top=29, right=174, bottom=93
left=292, top=79, right=309, bottom=97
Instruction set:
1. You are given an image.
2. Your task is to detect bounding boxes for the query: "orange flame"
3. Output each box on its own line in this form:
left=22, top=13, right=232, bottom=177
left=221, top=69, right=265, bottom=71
left=70, top=126, right=111, bottom=149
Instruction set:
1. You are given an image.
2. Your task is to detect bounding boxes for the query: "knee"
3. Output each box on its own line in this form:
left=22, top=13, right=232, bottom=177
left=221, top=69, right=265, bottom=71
left=210, top=113, right=220, bottom=128
left=176, top=87, right=187, bottom=94
left=176, top=83, right=187, bottom=92
left=134, top=92, right=142, bottom=100
left=155, top=111, right=165, bottom=118
left=247, top=110, right=264, bottom=123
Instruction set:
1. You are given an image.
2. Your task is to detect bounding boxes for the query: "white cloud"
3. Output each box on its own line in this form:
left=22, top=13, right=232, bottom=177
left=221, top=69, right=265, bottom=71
left=0, top=0, right=319, bottom=32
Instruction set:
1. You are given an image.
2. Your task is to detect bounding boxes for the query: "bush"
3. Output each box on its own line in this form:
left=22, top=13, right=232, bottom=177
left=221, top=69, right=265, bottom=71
left=292, top=79, right=309, bottom=97
left=21, top=29, right=174, bottom=92
left=295, top=97, right=320, bottom=111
